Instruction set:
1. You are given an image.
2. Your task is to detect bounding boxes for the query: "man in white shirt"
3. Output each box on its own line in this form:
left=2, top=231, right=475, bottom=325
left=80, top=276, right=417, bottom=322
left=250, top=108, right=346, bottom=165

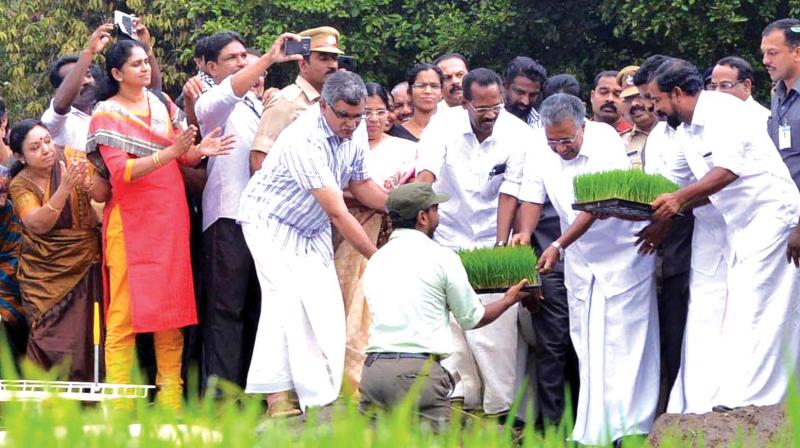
left=649, top=59, right=800, bottom=413
left=416, top=68, right=534, bottom=417
left=707, top=56, right=771, bottom=125
left=360, top=183, right=532, bottom=428
left=434, top=53, right=469, bottom=109
left=506, top=93, right=659, bottom=446
left=194, top=30, right=301, bottom=391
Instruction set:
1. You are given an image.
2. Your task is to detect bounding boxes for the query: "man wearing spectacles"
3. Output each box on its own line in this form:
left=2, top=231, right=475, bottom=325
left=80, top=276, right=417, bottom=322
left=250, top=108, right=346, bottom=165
left=504, top=93, right=659, bottom=446
left=238, top=71, right=387, bottom=418
left=708, top=56, right=770, bottom=126
left=762, top=18, right=800, bottom=190
left=416, top=68, right=537, bottom=420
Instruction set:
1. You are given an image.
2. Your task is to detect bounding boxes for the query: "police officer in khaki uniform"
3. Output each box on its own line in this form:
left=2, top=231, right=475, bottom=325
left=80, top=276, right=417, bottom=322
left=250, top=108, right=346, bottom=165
left=618, top=65, right=657, bottom=170
left=249, top=26, right=344, bottom=174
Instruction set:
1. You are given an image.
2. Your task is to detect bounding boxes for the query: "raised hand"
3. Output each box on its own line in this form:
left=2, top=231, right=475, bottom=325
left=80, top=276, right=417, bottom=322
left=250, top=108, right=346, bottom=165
left=132, top=17, right=153, bottom=48
left=88, top=23, right=114, bottom=55
left=197, top=127, right=235, bottom=157
left=266, top=33, right=305, bottom=64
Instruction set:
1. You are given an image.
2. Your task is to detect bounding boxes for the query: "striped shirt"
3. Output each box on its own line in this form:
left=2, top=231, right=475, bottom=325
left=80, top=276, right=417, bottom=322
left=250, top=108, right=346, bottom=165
left=238, top=103, right=369, bottom=264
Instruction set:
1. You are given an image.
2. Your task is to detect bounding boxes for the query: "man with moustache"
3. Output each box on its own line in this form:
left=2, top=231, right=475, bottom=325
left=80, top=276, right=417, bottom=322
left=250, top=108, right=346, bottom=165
left=390, top=81, right=413, bottom=123
left=708, top=56, right=770, bottom=124
left=590, top=70, right=633, bottom=134
left=762, top=18, right=800, bottom=190
left=194, top=31, right=301, bottom=393
left=617, top=66, right=658, bottom=169
left=249, top=26, right=343, bottom=174
left=504, top=56, right=548, bottom=128
left=649, top=59, right=800, bottom=414
left=416, top=68, right=535, bottom=419
left=435, top=53, right=469, bottom=109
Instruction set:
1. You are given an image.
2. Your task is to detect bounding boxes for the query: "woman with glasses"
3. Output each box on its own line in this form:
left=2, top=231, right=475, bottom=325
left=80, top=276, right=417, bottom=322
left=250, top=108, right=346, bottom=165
left=335, top=82, right=417, bottom=393
left=390, top=63, right=444, bottom=142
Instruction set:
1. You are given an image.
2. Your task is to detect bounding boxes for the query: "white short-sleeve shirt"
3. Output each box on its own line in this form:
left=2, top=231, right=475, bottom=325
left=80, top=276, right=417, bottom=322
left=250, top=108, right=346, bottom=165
left=416, top=107, right=532, bottom=250
left=676, top=91, right=800, bottom=261
left=40, top=100, right=91, bottom=151
left=518, top=121, right=655, bottom=299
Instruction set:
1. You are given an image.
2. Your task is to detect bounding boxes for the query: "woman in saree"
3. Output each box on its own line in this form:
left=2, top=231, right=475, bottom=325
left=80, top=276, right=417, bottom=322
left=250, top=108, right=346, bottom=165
left=335, top=82, right=417, bottom=393
left=86, top=40, right=231, bottom=410
left=8, top=119, right=107, bottom=380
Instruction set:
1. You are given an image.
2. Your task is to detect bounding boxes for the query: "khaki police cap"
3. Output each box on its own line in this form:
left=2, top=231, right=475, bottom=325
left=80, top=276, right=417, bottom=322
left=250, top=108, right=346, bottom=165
left=617, top=65, right=640, bottom=99
left=386, top=183, right=450, bottom=220
left=299, top=26, right=344, bottom=55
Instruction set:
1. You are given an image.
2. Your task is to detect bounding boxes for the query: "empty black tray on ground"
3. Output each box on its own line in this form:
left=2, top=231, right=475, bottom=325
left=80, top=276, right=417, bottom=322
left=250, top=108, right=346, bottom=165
left=572, top=198, right=653, bottom=220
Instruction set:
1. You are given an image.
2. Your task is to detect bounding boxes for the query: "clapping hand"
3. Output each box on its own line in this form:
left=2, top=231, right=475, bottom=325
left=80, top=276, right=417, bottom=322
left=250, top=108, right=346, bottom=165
left=170, top=126, right=197, bottom=157
left=197, top=127, right=235, bottom=157
left=59, top=159, right=88, bottom=190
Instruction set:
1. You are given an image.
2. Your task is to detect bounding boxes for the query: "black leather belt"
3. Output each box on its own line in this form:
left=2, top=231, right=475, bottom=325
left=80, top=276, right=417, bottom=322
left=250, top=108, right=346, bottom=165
left=364, top=352, right=442, bottom=367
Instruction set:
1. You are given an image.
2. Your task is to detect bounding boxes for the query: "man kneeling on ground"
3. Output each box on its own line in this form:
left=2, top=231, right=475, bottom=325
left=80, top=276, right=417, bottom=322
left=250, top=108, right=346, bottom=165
left=359, top=183, right=536, bottom=428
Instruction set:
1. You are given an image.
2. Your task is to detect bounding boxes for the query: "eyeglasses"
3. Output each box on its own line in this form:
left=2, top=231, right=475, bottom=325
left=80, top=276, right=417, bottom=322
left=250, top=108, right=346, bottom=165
left=546, top=127, right=582, bottom=148
left=365, top=109, right=389, bottom=118
left=467, top=102, right=505, bottom=114
left=706, top=80, right=741, bottom=91
left=411, top=82, right=442, bottom=91
left=331, top=107, right=365, bottom=122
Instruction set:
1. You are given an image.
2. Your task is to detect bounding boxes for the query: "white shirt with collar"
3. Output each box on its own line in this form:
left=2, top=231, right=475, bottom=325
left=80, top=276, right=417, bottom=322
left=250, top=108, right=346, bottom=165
left=676, top=91, right=800, bottom=262
left=745, top=95, right=771, bottom=127
left=195, top=76, right=263, bottom=231
left=40, top=100, right=91, bottom=151
left=518, top=120, right=655, bottom=300
left=416, top=107, right=532, bottom=250
left=362, top=228, right=486, bottom=356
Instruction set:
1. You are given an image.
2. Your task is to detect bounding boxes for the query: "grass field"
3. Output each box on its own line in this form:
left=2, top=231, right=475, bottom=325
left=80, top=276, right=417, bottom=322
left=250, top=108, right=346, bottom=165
left=0, top=338, right=798, bottom=446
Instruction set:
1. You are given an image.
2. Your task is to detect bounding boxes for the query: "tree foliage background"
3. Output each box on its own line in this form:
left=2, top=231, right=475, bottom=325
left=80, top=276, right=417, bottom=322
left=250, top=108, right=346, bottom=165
left=2, top=0, right=800, bottom=119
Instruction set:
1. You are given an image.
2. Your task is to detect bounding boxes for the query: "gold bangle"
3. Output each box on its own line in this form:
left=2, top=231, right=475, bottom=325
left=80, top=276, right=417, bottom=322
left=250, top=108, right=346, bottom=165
left=45, top=202, right=62, bottom=214
left=152, top=152, right=162, bottom=168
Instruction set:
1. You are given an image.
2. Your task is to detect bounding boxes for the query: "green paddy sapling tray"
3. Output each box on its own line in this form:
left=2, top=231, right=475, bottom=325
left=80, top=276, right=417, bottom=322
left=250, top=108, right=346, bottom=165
left=458, top=245, right=540, bottom=295
left=571, top=169, right=680, bottom=220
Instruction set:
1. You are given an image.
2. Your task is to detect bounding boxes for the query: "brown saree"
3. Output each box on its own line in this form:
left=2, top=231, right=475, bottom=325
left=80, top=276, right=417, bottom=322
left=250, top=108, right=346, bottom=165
left=9, top=148, right=102, bottom=381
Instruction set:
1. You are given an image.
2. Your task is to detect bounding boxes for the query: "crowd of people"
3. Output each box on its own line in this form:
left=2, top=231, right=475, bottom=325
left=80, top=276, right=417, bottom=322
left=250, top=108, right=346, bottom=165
left=1, top=14, right=800, bottom=446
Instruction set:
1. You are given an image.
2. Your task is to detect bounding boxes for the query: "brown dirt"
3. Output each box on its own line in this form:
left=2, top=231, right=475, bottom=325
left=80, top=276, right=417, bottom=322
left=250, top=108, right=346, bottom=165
left=648, top=404, right=788, bottom=447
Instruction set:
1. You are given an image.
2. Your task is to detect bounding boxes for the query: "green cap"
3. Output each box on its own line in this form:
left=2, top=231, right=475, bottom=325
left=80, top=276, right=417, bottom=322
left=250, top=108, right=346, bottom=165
left=386, top=183, right=450, bottom=220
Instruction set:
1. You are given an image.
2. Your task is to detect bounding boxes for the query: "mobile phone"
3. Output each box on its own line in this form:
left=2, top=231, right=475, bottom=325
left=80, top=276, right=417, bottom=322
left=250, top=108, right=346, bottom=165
left=114, top=10, right=136, bottom=39
left=338, top=55, right=357, bottom=73
left=284, top=37, right=311, bottom=56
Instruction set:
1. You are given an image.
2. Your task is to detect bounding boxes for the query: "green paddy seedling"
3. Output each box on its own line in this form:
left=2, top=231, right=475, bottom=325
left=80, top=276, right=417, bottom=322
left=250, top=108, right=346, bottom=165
left=458, top=245, right=538, bottom=290
left=573, top=169, right=679, bottom=204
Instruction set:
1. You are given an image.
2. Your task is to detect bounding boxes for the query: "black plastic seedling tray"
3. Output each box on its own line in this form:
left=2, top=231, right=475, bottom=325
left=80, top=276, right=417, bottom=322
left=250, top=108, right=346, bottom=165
left=474, top=285, right=542, bottom=295
left=572, top=198, right=653, bottom=220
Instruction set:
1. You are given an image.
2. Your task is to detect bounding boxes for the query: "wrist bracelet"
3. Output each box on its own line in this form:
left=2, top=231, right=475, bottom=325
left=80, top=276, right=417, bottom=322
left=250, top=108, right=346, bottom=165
left=152, top=152, right=162, bottom=168
left=45, top=202, right=62, bottom=214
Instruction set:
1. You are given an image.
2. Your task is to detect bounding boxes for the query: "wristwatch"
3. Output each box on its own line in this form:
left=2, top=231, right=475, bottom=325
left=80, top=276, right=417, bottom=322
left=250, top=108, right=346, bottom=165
left=550, top=241, right=564, bottom=261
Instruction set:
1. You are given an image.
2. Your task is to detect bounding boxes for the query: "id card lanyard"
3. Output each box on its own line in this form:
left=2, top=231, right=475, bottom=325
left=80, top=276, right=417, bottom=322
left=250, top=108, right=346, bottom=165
left=777, top=89, right=799, bottom=150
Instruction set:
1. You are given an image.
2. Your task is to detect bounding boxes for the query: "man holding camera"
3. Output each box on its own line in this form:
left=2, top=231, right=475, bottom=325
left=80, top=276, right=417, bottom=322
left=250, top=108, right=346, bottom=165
left=249, top=26, right=343, bottom=174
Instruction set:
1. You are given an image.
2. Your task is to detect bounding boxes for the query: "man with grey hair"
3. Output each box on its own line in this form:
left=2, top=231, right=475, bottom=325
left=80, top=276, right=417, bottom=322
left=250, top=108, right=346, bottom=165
left=238, top=70, right=387, bottom=417
left=500, top=93, right=659, bottom=445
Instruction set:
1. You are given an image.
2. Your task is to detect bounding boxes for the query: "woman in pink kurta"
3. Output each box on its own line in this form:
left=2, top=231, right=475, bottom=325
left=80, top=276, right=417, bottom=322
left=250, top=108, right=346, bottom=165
left=86, top=40, right=231, bottom=410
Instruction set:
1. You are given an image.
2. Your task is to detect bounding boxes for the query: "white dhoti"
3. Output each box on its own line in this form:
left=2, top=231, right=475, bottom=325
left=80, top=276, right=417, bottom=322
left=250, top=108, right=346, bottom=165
left=569, top=276, right=659, bottom=445
left=242, top=222, right=345, bottom=411
left=716, top=229, right=800, bottom=408
left=441, top=293, right=530, bottom=415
